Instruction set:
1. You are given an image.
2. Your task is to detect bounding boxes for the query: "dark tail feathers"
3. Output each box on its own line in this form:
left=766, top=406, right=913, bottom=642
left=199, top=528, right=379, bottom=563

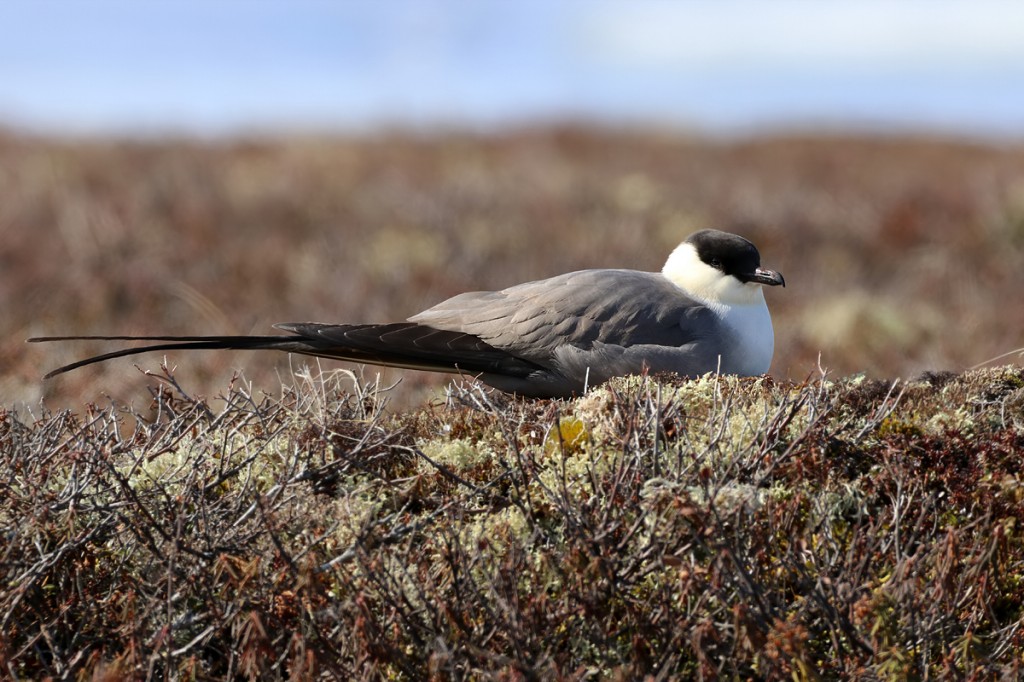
left=27, top=334, right=302, bottom=379
left=28, top=323, right=545, bottom=380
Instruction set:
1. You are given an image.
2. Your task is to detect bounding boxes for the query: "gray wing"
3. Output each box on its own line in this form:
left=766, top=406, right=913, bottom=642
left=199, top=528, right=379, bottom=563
left=409, top=269, right=726, bottom=375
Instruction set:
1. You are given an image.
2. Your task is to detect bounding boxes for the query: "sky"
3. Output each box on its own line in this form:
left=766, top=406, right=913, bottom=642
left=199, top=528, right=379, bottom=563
left=1, top=0, right=1023, bottom=136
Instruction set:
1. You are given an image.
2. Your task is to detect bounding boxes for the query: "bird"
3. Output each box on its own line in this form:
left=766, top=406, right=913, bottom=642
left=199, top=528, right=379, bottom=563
left=30, top=229, right=785, bottom=398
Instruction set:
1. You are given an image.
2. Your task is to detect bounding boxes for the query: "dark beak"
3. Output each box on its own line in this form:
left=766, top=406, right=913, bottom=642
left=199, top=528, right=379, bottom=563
left=742, top=267, right=786, bottom=287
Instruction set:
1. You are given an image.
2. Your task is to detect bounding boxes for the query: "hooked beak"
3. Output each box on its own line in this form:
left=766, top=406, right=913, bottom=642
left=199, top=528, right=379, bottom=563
left=741, top=267, right=786, bottom=287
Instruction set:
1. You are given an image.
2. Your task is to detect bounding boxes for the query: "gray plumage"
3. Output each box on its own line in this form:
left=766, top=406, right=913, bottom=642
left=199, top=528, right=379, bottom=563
left=404, top=269, right=725, bottom=395
left=30, top=229, right=785, bottom=398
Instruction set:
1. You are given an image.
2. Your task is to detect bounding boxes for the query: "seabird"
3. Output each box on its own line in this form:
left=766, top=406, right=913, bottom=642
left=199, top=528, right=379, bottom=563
left=30, top=229, right=785, bottom=398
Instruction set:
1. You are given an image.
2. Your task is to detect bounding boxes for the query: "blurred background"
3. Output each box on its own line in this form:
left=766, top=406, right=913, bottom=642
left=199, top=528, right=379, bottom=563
left=2, top=0, right=1023, bottom=410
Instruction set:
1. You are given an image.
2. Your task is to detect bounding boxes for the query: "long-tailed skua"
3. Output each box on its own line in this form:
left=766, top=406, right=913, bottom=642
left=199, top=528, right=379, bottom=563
left=30, top=229, right=785, bottom=398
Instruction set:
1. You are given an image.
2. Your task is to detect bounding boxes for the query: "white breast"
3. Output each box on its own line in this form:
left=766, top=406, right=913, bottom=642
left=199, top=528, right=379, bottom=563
left=716, top=294, right=775, bottom=375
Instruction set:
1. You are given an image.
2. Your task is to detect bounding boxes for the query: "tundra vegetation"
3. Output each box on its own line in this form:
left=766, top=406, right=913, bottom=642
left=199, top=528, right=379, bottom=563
left=2, top=366, right=1023, bottom=679
left=2, top=129, right=1024, bottom=678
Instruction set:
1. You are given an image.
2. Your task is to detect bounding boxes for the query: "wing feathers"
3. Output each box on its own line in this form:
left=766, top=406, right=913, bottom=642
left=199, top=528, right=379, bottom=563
left=409, top=269, right=709, bottom=358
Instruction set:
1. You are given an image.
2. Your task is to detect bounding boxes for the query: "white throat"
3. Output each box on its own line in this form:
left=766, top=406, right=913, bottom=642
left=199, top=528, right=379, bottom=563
left=661, top=241, right=775, bottom=374
left=662, top=242, right=765, bottom=307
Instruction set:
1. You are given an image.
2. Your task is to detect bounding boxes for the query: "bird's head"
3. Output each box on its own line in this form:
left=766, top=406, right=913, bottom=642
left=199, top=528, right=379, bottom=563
left=662, top=229, right=785, bottom=306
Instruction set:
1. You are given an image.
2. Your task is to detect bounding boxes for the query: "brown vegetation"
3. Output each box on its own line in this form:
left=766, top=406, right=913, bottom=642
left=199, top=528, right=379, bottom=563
left=2, top=367, right=1023, bottom=678
left=3, top=127, right=1024, bottom=409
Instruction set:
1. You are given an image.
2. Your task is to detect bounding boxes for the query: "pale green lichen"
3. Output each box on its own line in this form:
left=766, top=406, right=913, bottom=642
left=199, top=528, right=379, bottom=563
left=417, top=436, right=500, bottom=474
left=923, top=407, right=976, bottom=436
left=329, top=490, right=386, bottom=553
left=458, top=504, right=531, bottom=557
left=119, top=426, right=295, bottom=495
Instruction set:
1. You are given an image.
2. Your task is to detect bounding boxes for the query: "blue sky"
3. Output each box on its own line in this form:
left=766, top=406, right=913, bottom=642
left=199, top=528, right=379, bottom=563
left=2, top=0, right=1023, bottom=136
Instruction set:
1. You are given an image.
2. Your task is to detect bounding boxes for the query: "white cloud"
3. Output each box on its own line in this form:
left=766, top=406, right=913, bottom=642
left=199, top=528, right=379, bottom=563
left=580, top=0, right=1024, bottom=71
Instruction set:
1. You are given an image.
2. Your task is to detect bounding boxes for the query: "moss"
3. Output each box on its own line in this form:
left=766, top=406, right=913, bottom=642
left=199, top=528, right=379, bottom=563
left=876, top=416, right=924, bottom=439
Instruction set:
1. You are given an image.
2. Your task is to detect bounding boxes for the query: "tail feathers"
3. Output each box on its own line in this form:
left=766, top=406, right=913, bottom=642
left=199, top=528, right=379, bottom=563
left=27, top=335, right=301, bottom=379
left=29, top=323, right=547, bottom=380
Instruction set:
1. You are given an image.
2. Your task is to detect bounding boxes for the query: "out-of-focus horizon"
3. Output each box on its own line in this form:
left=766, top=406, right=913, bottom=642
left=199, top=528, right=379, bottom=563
left=2, top=0, right=1023, bottom=138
